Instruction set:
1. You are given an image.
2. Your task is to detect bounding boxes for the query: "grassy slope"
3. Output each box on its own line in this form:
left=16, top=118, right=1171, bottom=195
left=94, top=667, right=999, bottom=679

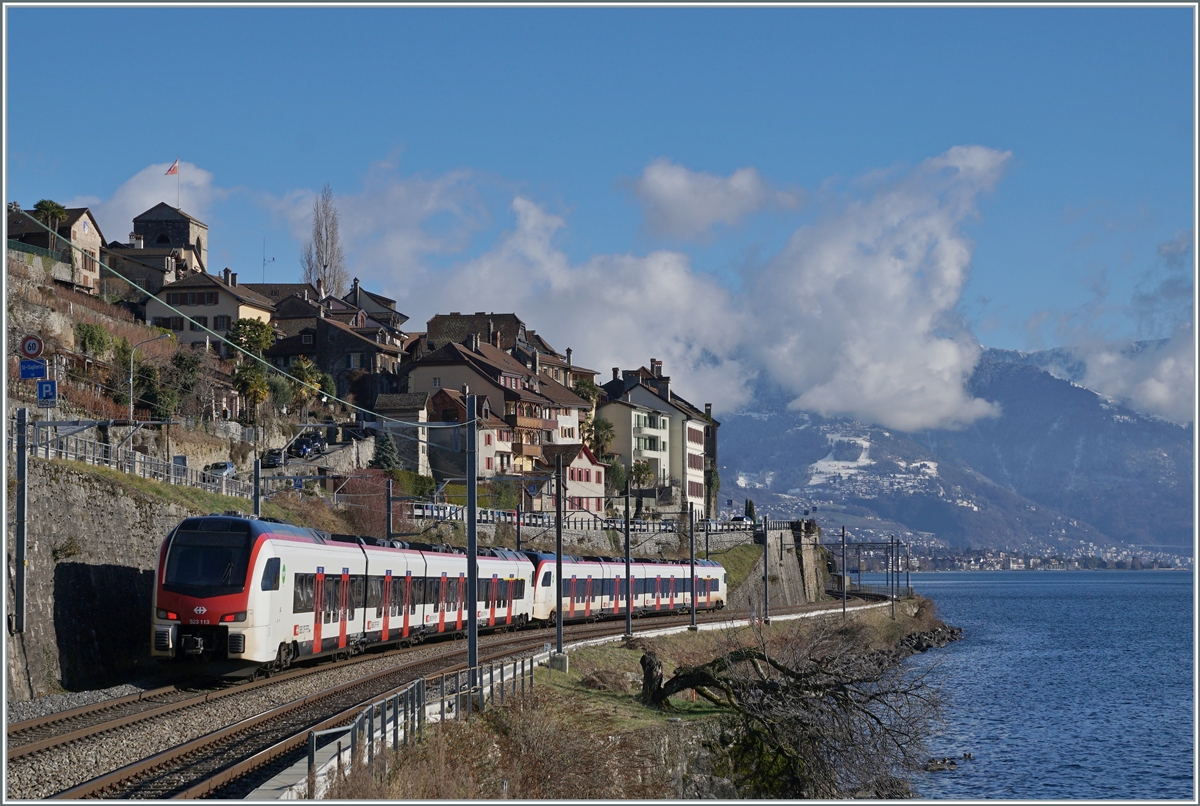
left=43, top=459, right=356, bottom=534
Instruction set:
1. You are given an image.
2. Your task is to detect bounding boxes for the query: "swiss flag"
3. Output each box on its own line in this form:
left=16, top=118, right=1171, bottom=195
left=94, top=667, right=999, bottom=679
left=165, top=158, right=179, bottom=176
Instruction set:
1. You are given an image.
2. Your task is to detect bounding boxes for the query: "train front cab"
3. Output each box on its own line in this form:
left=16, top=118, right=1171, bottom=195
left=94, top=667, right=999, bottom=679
left=151, top=516, right=272, bottom=676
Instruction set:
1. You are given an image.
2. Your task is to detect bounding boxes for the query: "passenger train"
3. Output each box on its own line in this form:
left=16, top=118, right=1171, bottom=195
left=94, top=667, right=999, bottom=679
left=151, top=514, right=727, bottom=677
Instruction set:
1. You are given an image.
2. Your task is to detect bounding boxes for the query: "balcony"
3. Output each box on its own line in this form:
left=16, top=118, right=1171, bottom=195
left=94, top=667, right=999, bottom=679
left=633, top=446, right=666, bottom=458
left=506, top=414, right=551, bottom=431
left=512, top=443, right=543, bottom=458
left=632, top=425, right=666, bottom=435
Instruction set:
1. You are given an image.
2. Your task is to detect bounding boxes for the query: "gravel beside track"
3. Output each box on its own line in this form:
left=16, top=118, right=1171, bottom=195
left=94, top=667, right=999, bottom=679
left=6, top=681, right=163, bottom=724
left=5, top=637, right=487, bottom=800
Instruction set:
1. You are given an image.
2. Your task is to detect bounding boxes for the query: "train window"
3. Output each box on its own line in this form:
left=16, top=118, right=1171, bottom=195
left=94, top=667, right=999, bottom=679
left=540, top=571, right=552, bottom=587
left=712, top=579, right=720, bottom=592
left=515, top=579, right=526, bottom=599
left=447, top=578, right=458, bottom=610
left=260, top=558, right=281, bottom=591
left=367, top=576, right=383, bottom=612
left=292, top=574, right=314, bottom=613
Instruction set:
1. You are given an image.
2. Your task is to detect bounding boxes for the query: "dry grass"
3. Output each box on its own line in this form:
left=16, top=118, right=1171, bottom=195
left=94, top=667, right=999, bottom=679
left=326, top=688, right=674, bottom=800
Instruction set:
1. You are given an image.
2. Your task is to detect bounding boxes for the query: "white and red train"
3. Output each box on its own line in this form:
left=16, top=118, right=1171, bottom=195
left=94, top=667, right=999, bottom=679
left=151, top=514, right=727, bottom=676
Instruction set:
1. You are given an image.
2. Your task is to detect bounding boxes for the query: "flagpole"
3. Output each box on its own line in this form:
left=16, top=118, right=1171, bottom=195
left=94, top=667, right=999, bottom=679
left=176, top=157, right=180, bottom=207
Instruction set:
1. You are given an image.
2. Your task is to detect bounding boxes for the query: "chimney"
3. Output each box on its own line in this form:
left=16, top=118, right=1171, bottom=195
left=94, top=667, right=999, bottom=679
left=651, top=358, right=661, bottom=377
left=316, top=277, right=324, bottom=298
left=534, top=352, right=540, bottom=375
left=353, top=277, right=360, bottom=298
left=612, top=367, right=620, bottom=381
left=302, top=288, right=308, bottom=301
left=318, top=305, right=326, bottom=318
left=130, top=232, right=143, bottom=249
left=566, top=348, right=573, bottom=366
left=222, top=267, right=231, bottom=284
left=230, top=272, right=238, bottom=287
left=705, top=403, right=712, bottom=419
left=492, top=329, right=501, bottom=348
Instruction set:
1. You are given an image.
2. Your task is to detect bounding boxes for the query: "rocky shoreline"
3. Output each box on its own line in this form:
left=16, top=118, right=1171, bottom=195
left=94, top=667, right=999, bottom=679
left=899, top=624, right=965, bottom=655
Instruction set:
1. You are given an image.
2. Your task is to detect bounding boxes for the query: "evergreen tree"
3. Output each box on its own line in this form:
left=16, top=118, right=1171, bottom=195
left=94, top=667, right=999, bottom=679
left=370, top=431, right=400, bottom=470
left=744, top=498, right=757, bottom=524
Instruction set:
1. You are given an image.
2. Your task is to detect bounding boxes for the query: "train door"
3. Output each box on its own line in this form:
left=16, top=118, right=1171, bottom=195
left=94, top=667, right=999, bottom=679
left=505, top=576, right=515, bottom=624
left=338, top=567, right=349, bottom=649
left=614, top=575, right=622, bottom=615
left=313, top=568, right=325, bottom=653
left=402, top=571, right=412, bottom=638
left=655, top=575, right=662, bottom=611
left=438, top=571, right=448, bottom=633
left=488, top=574, right=498, bottom=627
left=382, top=570, right=392, bottom=640
left=669, top=575, right=676, bottom=609
left=569, top=575, right=577, bottom=619
left=584, top=575, right=593, bottom=618
left=457, top=572, right=466, bottom=631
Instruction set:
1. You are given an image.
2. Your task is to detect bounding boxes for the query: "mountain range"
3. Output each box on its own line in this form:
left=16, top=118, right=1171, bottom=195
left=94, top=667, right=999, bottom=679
left=717, top=347, right=1194, bottom=559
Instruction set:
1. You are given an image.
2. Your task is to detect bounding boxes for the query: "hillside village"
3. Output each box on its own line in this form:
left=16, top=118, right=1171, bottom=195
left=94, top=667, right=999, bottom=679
left=6, top=200, right=721, bottom=520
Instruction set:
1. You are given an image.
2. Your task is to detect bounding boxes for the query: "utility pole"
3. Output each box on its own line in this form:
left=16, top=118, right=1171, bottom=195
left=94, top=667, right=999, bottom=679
left=466, top=392, right=479, bottom=686
left=554, top=453, right=565, bottom=655
left=761, top=524, right=771, bottom=625
left=253, top=458, right=261, bottom=517
left=890, top=534, right=896, bottom=619
left=515, top=503, right=522, bottom=551
left=386, top=478, right=393, bottom=540
left=841, top=525, right=847, bottom=622
left=12, top=408, right=28, bottom=634
left=624, top=479, right=632, bottom=637
left=688, top=502, right=697, bottom=630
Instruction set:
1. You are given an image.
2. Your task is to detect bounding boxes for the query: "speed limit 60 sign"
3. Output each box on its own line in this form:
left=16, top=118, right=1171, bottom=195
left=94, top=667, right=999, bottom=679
left=20, top=335, right=44, bottom=359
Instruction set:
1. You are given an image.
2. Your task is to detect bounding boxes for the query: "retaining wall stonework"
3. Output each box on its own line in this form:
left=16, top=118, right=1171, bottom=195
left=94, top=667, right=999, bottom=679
left=4, top=458, right=823, bottom=701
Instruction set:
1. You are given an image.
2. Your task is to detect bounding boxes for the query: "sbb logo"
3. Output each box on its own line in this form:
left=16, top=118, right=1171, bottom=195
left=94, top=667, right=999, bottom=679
left=193, top=606, right=208, bottom=614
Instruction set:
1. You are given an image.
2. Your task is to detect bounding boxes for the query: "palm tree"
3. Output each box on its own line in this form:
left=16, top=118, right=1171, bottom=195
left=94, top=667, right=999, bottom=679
left=232, top=364, right=270, bottom=420
left=589, top=417, right=615, bottom=456
left=288, top=355, right=321, bottom=410
left=33, top=199, right=69, bottom=254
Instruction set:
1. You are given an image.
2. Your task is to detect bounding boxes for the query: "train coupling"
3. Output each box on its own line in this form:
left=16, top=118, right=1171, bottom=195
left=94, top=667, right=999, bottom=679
left=181, top=634, right=207, bottom=656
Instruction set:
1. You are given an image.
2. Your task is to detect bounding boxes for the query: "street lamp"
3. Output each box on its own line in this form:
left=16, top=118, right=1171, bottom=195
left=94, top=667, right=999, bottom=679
left=129, top=333, right=171, bottom=420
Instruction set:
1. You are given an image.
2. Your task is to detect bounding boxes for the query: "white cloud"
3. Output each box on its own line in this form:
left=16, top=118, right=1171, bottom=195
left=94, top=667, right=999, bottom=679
left=632, top=158, right=801, bottom=240
left=742, top=145, right=1012, bottom=431
left=1071, top=229, right=1195, bottom=424
left=261, top=159, right=488, bottom=286
left=66, top=161, right=221, bottom=243
left=396, top=197, right=757, bottom=413
left=1077, top=329, right=1194, bottom=424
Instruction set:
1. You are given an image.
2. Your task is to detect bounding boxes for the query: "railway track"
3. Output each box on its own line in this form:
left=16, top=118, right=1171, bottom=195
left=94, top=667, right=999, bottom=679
left=20, top=602, right=850, bottom=799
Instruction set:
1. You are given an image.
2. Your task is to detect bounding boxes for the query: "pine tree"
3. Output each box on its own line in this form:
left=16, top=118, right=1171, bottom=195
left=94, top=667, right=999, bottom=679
left=370, top=431, right=399, bottom=470
left=744, top=498, right=757, bottom=524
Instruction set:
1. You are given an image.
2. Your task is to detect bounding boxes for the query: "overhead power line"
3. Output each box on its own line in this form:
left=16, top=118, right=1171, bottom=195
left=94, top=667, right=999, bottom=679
left=13, top=210, right=472, bottom=431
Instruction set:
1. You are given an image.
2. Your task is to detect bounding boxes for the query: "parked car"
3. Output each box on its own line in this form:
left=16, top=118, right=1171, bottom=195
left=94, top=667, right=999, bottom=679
left=659, top=520, right=678, bottom=532
left=301, top=431, right=328, bottom=451
left=203, top=461, right=237, bottom=478
left=262, top=449, right=288, bottom=468
left=287, top=438, right=314, bottom=459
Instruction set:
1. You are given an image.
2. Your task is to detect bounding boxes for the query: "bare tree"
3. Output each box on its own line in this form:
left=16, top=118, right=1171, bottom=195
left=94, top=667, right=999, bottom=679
left=638, top=619, right=945, bottom=798
left=300, top=183, right=348, bottom=297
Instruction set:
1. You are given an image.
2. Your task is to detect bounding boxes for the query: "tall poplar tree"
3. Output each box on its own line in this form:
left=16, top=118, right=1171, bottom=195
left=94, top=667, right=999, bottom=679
left=300, top=183, right=348, bottom=297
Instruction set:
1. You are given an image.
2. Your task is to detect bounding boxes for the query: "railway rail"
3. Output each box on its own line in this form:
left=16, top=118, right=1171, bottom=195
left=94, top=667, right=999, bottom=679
left=15, top=601, right=857, bottom=800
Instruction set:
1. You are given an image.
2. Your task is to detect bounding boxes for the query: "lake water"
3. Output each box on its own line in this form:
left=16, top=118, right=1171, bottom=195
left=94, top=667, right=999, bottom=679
left=894, top=570, right=1194, bottom=800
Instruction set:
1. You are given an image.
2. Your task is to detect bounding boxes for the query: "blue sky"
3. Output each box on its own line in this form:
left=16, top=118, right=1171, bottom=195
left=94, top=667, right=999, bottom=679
left=5, top=6, right=1195, bottom=427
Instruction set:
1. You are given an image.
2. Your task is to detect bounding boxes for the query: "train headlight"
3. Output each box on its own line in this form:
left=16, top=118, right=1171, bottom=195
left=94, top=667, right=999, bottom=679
left=156, top=609, right=179, bottom=621
left=221, top=612, right=247, bottom=623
